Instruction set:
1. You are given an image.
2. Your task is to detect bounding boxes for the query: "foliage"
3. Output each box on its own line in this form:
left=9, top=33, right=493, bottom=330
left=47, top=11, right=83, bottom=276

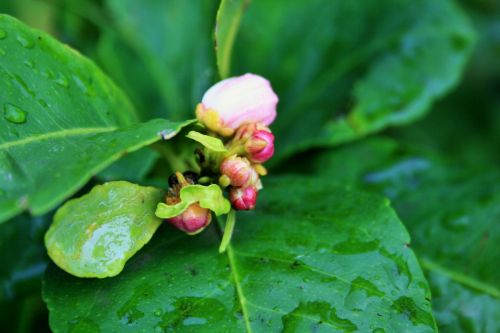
left=0, top=0, right=498, bottom=332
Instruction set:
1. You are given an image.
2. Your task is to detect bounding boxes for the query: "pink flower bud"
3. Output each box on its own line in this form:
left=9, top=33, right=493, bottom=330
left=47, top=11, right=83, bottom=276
left=229, top=186, right=258, bottom=210
left=196, top=73, right=278, bottom=136
left=245, top=130, right=275, bottom=163
left=167, top=203, right=212, bottom=234
left=220, top=156, right=258, bottom=187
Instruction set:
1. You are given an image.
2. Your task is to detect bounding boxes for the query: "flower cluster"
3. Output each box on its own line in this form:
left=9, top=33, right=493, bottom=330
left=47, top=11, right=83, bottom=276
left=158, top=74, right=278, bottom=237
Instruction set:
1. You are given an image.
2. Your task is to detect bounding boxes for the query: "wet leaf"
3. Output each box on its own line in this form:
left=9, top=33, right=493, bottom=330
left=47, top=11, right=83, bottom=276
left=301, top=137, right=500, bottom=333
left=45, top=181, right=164, bottom=278
left=43, top=176, right=436, bottom=332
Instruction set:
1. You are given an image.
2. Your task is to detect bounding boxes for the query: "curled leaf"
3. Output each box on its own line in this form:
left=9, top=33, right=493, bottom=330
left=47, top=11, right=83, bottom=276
left=45, top=181, right=164, bottom=278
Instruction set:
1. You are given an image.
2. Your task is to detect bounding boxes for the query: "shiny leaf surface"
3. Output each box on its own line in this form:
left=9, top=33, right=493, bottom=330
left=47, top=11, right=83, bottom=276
left=0, top=15, right=191, bottom=222
left=44, top=176, right=436, bottom=332
left=45, top=181, right=164, bottom=278
left=300, top=137, right=500, bottom=333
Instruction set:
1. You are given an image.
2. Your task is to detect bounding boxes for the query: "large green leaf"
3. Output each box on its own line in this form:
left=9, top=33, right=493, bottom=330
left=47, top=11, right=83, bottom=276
left=104, top=0, right=218, bottom=120
left=299, top=137, right=500, bottom=333
left=0, top=14, right=193, bottom=223
left=232, top=0, right=474, bottom=163
left=43, top=176, right=436, bottom=332
left=45, top=181, right=164, bottom=278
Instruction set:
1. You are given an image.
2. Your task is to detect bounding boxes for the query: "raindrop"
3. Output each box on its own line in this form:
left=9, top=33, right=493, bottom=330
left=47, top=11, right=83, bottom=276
left=16, top=34, right=34, bottom=49
left=38, top=99, right=48, bottom=108
left=0, top=29, right=6, bottom=40
left=24, top=60, right=35, bottom=69
left=10, top=74, right=35, bottom=98
left=3, top=104, right=27, bottom=124
left=41, top=70, right=55, bottom=79
left=54, top=73, right=69, bottom=88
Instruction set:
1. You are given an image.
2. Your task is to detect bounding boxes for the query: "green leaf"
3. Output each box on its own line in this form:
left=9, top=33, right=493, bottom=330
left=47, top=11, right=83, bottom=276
left=43, top=176, right=436, bottom=332
left=45, top=181, right=164, bottom=278
left=0, top=117, right=192, bottom=224
left=186, top=131, right=227, bottom=153
left=104, top=0, right=218, bottom=120
left=300, top=137, right=500, bottom=333
left=156, top=184, right=231, bottom=219
left=0, top=14, right=194, bottom=223
left=232, top=0, right=474, bottom=163
left=215, top=0, right=249, bottom=79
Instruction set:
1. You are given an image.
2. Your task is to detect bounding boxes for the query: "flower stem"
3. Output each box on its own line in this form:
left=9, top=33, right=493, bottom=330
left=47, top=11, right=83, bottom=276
left=218, top=209, right=236, bottom=253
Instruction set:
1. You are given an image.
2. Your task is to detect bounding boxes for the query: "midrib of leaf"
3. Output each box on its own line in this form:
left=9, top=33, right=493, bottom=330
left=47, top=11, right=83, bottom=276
left=420, top=258, right=500, bottom=298
left=0, top=127, right=116, bottom=150
left=233, top=249, right=396, bottom=306
left=225, top=244, right=253, bottom=333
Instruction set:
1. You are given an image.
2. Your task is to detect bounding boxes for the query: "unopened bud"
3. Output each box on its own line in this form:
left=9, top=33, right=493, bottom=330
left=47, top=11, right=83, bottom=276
left=167, top=203, right=212, bottom=234
left=245, top=130, right=275, bottom=163
left=220, top=155, right=258, bottom=187
left=229, top=186, right=258, bottom=210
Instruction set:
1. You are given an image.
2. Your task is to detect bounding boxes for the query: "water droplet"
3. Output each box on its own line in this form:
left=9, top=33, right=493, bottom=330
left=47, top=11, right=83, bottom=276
left=0, top=29, right=6, bottom=40
left=24, top=60, right=35, bottom=69
left=3, top=104, right=27, bottom=124
left=10, top=74, right=35, bottom=98
left=41, top=70, right=55, bottom=79
left=38, top=99, right=48, bottom=108
left=153, top=309, right=162, bottom=317
left=72, top=74, right=95, bottom=96
left=54, top=73, right=69, bottom=88
left=16, top=34, right=34, bottom=49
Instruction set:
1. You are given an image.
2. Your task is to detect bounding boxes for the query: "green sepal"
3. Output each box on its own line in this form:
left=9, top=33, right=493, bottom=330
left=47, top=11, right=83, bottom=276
left=186, top=131, right=228, bottom=152
left=155, top=184, right=231, bottom=219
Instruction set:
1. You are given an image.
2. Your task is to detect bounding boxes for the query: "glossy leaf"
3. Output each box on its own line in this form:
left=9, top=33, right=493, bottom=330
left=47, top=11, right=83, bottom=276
left=45, top=181, right=164, bottom=278
left=215, top=0, right=249, bottom=78
left=186, top=131, right=227, bottom=153
left=156, top=184, right=231, bottom=218
left=0, top=15, right=193, bottom=223
left=44, top=176, right=436, bottom=332
left=104, top=0, right=218, bottom=120
left=0, top=116, right=192, bottom=224
left=232, top=0, right=474, bottom=163
left=300, top=137, right=500, bottom=333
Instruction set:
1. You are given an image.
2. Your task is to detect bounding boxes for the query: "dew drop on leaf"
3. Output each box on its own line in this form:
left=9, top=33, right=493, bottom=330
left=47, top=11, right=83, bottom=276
left=23, top=60, right=35, bottom=69
left=16, top=33, right=34, bottom=48
left=54, top=73, right=69, bottom=88
left=3, top=104, right=27, bottom=124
